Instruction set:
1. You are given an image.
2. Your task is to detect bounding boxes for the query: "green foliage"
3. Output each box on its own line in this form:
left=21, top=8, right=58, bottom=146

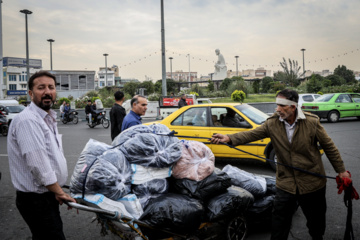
left=59, top=97, right=70, bottom=104
left=190, top=91, right=199, bottom=96
left=206, top=90, right=228, bottom=98
left=102, top=96, right=115, bottom=108
left=317, top=91, right=323, bottom=95
left=231, top=90, right=246, bottom=103
left=273, top=82, right=286, bottom=91
left=278, top=58, right=303, bottom=87
left=68, top=95, right=74, bottom=101
left=261, top=77, right=274, bottom=93
left=124, top=82, right=140, bottom=96
left=325, top=74, right=345, bottom=86
left=191, top=84, right=204, bottom=96
left=85, top=90, right=99, bottom=99
left=220, top=78, right=234, bottom=91
left=334, top=65, right=356, bottom=84
left=124, top=93, right=132, bottom=101
left=276, top=90, right=281, bottom=96
left=208, top=80, right=214, bottom=92
left=227, top=78, right=248, bottom=96
left=154, top=79, right=177, bottom=95
left=91, top=96, right=100, bottom=103
left=306, top=74, right=323, bottom=93
left=148, top=93, right=161, bottom=101
left=140, top=80, right=155, bottom=95
left=252, top=80, right=260, bottom=93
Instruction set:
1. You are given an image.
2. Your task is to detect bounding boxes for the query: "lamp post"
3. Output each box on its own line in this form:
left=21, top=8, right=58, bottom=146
left=169, top=57, right=173, bottom=80
left=47, top=39, right=54, bottom=71
left=20, top=9, right=32, bottom=101
left=103, top=53, right=108, bottom=87
left=235, top=55, right=239, bottom=76
left=160, top=0, right=167, bottom=96
left=0, top=1, right=4, bottom=99
left=187, top=54, right=190, bottom=87
left=301, top=48, right=306, bottom=76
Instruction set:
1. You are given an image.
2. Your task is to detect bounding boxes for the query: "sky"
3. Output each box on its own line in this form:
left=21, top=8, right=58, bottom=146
left=2, top=0, right=360, bottom=81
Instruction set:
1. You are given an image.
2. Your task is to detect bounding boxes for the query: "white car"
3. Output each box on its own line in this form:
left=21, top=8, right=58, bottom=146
left=298, top=94, right=321, bottom=108
left=0, top=100, right=26, bottom=125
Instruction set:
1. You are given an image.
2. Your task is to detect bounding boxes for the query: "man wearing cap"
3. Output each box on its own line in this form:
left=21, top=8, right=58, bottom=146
left=211, top=89, right=351, bottom=240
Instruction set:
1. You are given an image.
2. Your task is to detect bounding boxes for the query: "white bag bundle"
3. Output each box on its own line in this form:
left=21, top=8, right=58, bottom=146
left=131, top=164, right=172, bottom=185
left=118, top=194, right=144, bottom=219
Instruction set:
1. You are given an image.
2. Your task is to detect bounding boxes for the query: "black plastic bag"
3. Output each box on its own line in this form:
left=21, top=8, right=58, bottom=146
left=132, top=179, right=169, bottom=208
left=265, top=177, right=276, bottom=195
left=247, top=195, right=275, bottom=214
left=169, top=169, right=232, bottom=201
left=140, top=193, right=204, bottom=235
left=206, top=186, right=254, bottom=222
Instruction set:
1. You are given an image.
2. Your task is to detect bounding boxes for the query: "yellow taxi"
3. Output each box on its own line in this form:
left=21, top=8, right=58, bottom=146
left=145, top=103, right=277, bottom=171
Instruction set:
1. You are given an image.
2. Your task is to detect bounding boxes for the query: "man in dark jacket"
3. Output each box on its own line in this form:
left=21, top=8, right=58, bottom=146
left=211, top=89, right=351, bottom=240
left=178, top=94, right=188, bottom=108
left=85, top=100, right=94, bottom=124
left=110, top=91, right=126, bottom=141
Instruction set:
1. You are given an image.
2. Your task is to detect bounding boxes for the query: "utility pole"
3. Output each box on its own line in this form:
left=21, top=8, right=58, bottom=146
left=187, top=54, right=190, bottom=88
left=160, top=0, right=167, bottom=96
left=0, top=1, right=3, bottom=99
left=20, top=9, right=32, bottom=101
left=103, top=53, right=108, bottom=87
left=301, top=49, right=306, bottom=76
left=235, top=56, right=239, bottom=76
left=47, top=39, right=55, bottom=71
left=169, top=57, right=173, bottom=80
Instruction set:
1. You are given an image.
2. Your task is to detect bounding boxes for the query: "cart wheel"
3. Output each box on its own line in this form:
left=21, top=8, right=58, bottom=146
left=227, top=216, right=247, bottom=240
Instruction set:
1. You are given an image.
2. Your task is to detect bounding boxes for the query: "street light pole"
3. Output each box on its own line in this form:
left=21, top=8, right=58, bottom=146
left=169, top=57, right=173, bottom=80
left=301, top=48, right=306, bottom=76
left=235, top=56, right=239, bottom=76
left=0, top=0, right=4, bottom=99
left=187, top=54, right=190, bottom=88
left=20, top=9, right=32, bottom=101
left=160, top=0, right=167, bottom=96
left=47, top=39, right=55, bottom=71
left=103, top=53, right=108, bottom=87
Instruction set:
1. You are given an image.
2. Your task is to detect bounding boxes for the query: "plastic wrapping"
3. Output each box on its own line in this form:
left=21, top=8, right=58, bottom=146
left=222, top=164, right=267, bottom=198
left=112, top=124, right=153, bottom=147
left=120, top=133, right=182, bottom=168
left=70, top=139, right=132, bottom=200
left=172, top=140, right=215, bottom=181
left=265, top=176, right=276, bottom=195
left=132, top=179, right=169, bottom=208
left=247, top=195, right=275, bottom=214
left=118, top=194, right=144, bottom=219
left=140, top=193, right=204, bottom=236
left=206, top=186, right=254, bottom=222
left=169, top=169, right=231, bottom=201
left=131, top=164, right=172, bottom=185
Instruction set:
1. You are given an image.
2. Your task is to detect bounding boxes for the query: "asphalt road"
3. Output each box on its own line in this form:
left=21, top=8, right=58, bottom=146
left=0, top=117, right=359, bottom=240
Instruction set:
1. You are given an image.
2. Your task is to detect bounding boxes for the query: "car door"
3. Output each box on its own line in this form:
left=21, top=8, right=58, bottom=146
left=169, top=106, right=211, bottom=146
left=335, top=94, right=355, bottom=117
left=350, top=93, right=360, bottom=116
left=209, top=107, right=262, bottom=157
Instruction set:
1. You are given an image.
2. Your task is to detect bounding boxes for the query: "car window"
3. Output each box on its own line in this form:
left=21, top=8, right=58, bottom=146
left=211, top=107, right=251, bottom=128
left=314, top=95, right=321, bottom=99
left=316, top=94, right=334, bottom=102
left=171, top=107, right=207, bottom=126
left=335, top=94, right=351, bottom=103
left=235, top=104, right=269, bottom=125
left=302, top=95, right=314, bottom=102
left=6, top=105, right=25, bottom=113
left=350, top=94, right=360, bottom=103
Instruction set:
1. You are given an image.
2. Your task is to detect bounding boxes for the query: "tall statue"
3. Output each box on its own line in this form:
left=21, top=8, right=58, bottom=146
left=213, top=49, right=227, bottom=80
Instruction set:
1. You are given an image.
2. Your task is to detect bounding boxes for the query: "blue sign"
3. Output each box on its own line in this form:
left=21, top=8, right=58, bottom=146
left=7, top=90, right=27, bottom=95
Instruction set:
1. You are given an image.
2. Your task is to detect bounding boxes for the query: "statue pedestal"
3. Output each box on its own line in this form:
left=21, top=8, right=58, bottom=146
left=213, top=66, right=227, bottom=80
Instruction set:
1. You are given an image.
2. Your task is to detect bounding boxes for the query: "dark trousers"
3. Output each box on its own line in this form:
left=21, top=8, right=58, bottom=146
left=271, top=187, right=326, bottom=240
left=16, top=191, right=66, bottom=240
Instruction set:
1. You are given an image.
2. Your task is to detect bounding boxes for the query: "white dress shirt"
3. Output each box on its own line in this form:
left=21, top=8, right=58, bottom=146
left=7, top=103, right=68, bottom=193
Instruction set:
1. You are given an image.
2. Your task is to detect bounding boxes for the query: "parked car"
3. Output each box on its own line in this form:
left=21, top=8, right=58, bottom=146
left=301, top=93, right=360, bottom=123
left=0, top=100, right=25, bottom=126
left=298, top=93, right=321, bottom=108
left=145, top=103, right=281, bottom=170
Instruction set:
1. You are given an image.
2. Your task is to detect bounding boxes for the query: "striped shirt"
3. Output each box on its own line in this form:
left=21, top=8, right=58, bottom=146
left=7, top=103, right=68, bottom=193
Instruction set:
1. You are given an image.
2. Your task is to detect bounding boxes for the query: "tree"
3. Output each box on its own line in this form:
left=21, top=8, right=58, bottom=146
left=306, top=74, right=323, bottom=93
left=261, top=76, right=274, bottom=93
left=219, top=78, right=234, bottom=91
left=154, top=79, right=177, bottom=95
left=278, top=58, right=303, bottom=87
left=208, top=80, right=214, bottom=92
left=325, top=74, right=345, bottom=86
left=231, top=90, right=246, bottom=103
left=123, top=82, right=140, bottom=96
left=140, top=80, right=155, bottom=95
left=252, top=80, right=260, bottom=93
left=333, top=65, right=356, bottom=84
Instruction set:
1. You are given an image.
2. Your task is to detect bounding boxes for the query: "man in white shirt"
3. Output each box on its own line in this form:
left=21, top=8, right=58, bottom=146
left=59, top=101, right=66, bottom=120
left=7, top=71, right=75, bottom=240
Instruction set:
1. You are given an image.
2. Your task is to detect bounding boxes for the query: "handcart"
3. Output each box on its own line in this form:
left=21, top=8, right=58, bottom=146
left=66, top=199, right=248, bottom=240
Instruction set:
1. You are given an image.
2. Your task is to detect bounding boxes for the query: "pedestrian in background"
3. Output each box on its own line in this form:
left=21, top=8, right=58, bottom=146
left=7, top=70, right=75, bottom=240
left=110, top=91, right=126, bottom=141
left=121, top=95, right=148, bottom=131
left=178, top=94, right=188, bottom=108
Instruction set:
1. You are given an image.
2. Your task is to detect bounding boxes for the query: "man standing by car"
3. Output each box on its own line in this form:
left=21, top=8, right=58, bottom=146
left=178, top=94, right=188, bottom=108
left=211, top=89, right=351, bottom=240
left=7, top=71, right=75, bottom=240
left=121, top=95, right=147, bottom=131
left=110, top=91, right=126, bottom=141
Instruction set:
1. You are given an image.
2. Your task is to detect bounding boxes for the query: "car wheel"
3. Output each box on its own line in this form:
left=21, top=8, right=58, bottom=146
left=102, top=118, right=110, bottom=129
left=1, top=126, right=8, bottom=136
left=268, top=148, right=277, bottom=172
left=73, top=116, right=79, bottom=124
left=327, top=111, right=339, bottom=123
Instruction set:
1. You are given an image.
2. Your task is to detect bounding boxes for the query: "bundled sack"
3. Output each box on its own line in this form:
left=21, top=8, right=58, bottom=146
left=172, top=140, right=215, bottom=181
left=265, top=176, right=276, bottom=195
left=131, top=164, right=172, bottom=185
left=170, top=169, right=231, bottom=201
left=206, top=186, right=254, bottom=222
left=140, top=193, right=204, bottom=235
left=120, top=132, right=181, bottom=168
left=247, top=195, right=275, bottom=214
left=70, top=139, right=132, bottom=200
left=132, top=178, right=169, bottom=208
left=222, top=164, right=266, bottom=198
left=118, top=194, right=144, bottom=219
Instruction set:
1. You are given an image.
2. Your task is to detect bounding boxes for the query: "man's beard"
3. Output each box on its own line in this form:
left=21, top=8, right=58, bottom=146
left=37, top=95, right=55, bottom=111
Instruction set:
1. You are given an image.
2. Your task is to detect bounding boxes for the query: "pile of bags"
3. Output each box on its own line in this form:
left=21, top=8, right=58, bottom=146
left=70, top=124, right=275, bottom=236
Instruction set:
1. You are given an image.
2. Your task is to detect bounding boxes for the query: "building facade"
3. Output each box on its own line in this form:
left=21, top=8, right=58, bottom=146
left=166, top=70, right=197, bottom=82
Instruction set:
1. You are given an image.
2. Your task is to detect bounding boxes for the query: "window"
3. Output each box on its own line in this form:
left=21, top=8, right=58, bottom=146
left=211, top=107, right=251, bottom=128
left=21, top=84, right=27, bottom=89
left=335, top=94, right=351, bottom=103
left=350, top=94, right=360, bottom=103
left=172, top=107, right=207, bottom=126
left=302, top=95, right=314, bottom=102
left=99, top=81, right=104, bottom=87
left=9, top=75, right=17, bottom=81
left=9, top=84, right=17, bottom=90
